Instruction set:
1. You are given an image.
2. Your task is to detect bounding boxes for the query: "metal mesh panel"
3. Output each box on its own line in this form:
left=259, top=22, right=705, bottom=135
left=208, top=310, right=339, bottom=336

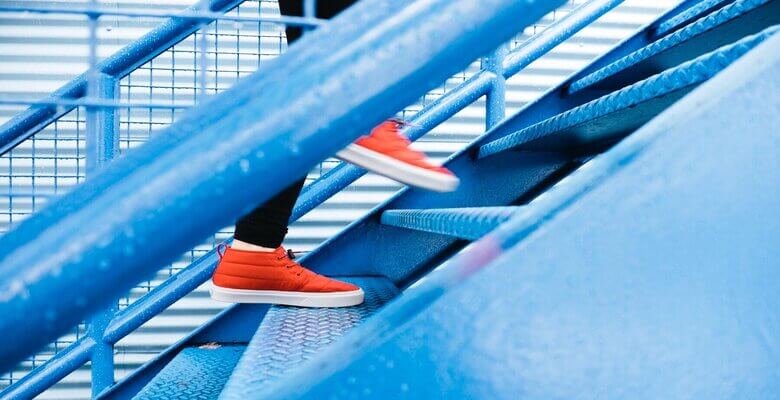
left=0, top=108, right=86, bottom=231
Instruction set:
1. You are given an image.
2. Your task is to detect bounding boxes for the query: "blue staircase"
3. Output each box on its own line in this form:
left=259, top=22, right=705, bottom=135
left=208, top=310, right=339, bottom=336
left=0, top=0, right=778, bottom=398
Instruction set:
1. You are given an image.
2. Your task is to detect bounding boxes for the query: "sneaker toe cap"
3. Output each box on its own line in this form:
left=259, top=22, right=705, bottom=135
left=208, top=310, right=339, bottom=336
left=323, top=279, right=360, bottom=292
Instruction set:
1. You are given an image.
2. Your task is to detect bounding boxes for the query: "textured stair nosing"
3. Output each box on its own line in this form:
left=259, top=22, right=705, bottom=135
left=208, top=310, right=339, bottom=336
left=569, top=0, right=778, bottom=93
left=656, top=0, right=734, bottom=37
left=381, top=207, right=521, bottom=240
left=218, top=277, right=399, bottom=400
left=478, top=25, right=779, bottom=157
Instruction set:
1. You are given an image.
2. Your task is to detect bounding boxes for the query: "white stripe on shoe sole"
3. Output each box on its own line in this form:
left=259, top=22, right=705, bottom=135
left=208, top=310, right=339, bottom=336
left=336, top=144, right=459, bottom=192
left=210, top=283, right=365, bottom=308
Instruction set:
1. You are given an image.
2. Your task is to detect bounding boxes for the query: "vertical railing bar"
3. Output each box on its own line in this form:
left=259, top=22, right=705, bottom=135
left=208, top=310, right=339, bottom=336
left=86, top=0, right=99, bottom=173
left=304, top=0, right=315, bottom=35
left=198, top=0, right=211, bottom=100
left=85, top=1, right=118, bottom=396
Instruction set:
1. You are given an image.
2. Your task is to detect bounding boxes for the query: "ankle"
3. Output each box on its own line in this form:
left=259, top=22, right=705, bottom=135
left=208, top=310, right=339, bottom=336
left=231, top=239, right=277, bottom=252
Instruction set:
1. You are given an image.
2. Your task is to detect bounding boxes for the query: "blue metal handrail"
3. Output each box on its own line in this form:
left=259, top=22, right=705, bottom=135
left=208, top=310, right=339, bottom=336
left=0, top=1, right=627, bottom=398
left=0, top=0, right=566, bottom=375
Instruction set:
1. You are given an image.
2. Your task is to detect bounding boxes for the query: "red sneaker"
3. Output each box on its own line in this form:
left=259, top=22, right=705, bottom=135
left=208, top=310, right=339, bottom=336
left=336, top=120, right=460, bottom=192
left=210, top=246, right=364, bottom=307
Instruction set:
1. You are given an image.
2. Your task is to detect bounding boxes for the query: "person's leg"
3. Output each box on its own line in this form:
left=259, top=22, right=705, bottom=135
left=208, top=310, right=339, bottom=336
left=212, top=0, right=364, bottom=308
left=232, top=0, right=356, bottom=251
left=213, top=0, right=459, bottom=307
left=232, top=178, right=306, bottom=250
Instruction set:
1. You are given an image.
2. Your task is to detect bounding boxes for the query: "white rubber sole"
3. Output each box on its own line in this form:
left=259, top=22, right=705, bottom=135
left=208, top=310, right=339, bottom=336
left=336, top=144, right=459, bottom=192
left=209, top=283, right=365, bottom=308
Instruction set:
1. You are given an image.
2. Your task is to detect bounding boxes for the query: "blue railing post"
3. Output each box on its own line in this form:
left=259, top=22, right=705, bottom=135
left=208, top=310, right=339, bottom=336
left=85, top=72, right=119, bottom=396
left=85, top=73, right=120, bottom=173
left=85, top=70, right=119, bottom=394
left=85, top=7, right=120, bottom=393
left=484, top=44, right=507, bottom=129
left=85, top=72, right=119, bottom=397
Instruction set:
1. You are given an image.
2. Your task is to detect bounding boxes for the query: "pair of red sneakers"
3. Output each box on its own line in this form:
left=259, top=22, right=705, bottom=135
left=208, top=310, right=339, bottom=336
left=210, top=120, right=458, bottom=307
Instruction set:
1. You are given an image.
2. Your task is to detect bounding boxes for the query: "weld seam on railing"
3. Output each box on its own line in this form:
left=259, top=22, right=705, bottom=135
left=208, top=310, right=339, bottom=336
left=569, top=0, right=771, bottom=94
left=478, top=26, right=779, bottom=158
left=655, top=0, right=733, bottom=36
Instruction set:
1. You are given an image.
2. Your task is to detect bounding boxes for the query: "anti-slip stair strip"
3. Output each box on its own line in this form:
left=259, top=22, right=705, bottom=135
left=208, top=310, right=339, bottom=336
left=132, top=345, right=245, bottom=400
left=478, top=25, right=779, bottom=158
left=656, top=0, right=734, bottom=37
left=381, top=207, right=521, bottom=240
left=569, top=0, right=776, bottom=93
left=218, top=277, right=398, bottom=400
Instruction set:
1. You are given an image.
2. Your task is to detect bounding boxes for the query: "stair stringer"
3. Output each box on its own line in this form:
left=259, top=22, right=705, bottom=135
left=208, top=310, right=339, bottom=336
left=261, top=32, right=780, bottom=399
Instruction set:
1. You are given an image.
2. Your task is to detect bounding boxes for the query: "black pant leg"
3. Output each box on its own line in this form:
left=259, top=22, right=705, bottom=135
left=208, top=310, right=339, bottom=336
left=234, top=177, right=307, bottom=247
left=233, top=0, right=358, bottom=247
left=278, top=0, right=358, bottom=43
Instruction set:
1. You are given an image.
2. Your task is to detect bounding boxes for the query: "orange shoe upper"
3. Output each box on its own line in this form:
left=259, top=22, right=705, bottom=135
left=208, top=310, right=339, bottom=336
left=354, top=120, right=455, bottom=175
left=212, top=246, right=359, bottom=293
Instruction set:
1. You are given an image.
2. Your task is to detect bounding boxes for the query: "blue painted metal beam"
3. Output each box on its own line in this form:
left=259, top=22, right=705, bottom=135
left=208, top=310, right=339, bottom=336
left=381, top=207, right=521, bottom=240
left=258, top=30, right=780, bottom=399
left=478, top=26, right=779, bottom=158
left=0, top=0, right=564, bottom=374
left=569, top=0, right=780, bottom=93
left=0, top=0, right=244, bottom=156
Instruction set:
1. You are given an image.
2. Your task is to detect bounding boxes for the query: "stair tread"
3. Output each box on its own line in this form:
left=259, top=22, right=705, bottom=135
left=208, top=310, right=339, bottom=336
left=655, top=0, right=734, bottom=37
left=132, top=345, right=245, bottom=400
left=569, top=0, right=779, bottom=93
left=219, top=276, right=399, bottom=400
left=381, top=206, right=521, bottom=240
left=478, top=26, right=778, bottom=157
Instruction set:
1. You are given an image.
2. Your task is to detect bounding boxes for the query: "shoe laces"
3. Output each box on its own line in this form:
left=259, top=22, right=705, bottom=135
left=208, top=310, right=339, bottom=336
left=216, top=242, right=228, bottom=259
left=277, top=248, right=306, bottom=277
left=371, top=120, right=427, bottom=160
